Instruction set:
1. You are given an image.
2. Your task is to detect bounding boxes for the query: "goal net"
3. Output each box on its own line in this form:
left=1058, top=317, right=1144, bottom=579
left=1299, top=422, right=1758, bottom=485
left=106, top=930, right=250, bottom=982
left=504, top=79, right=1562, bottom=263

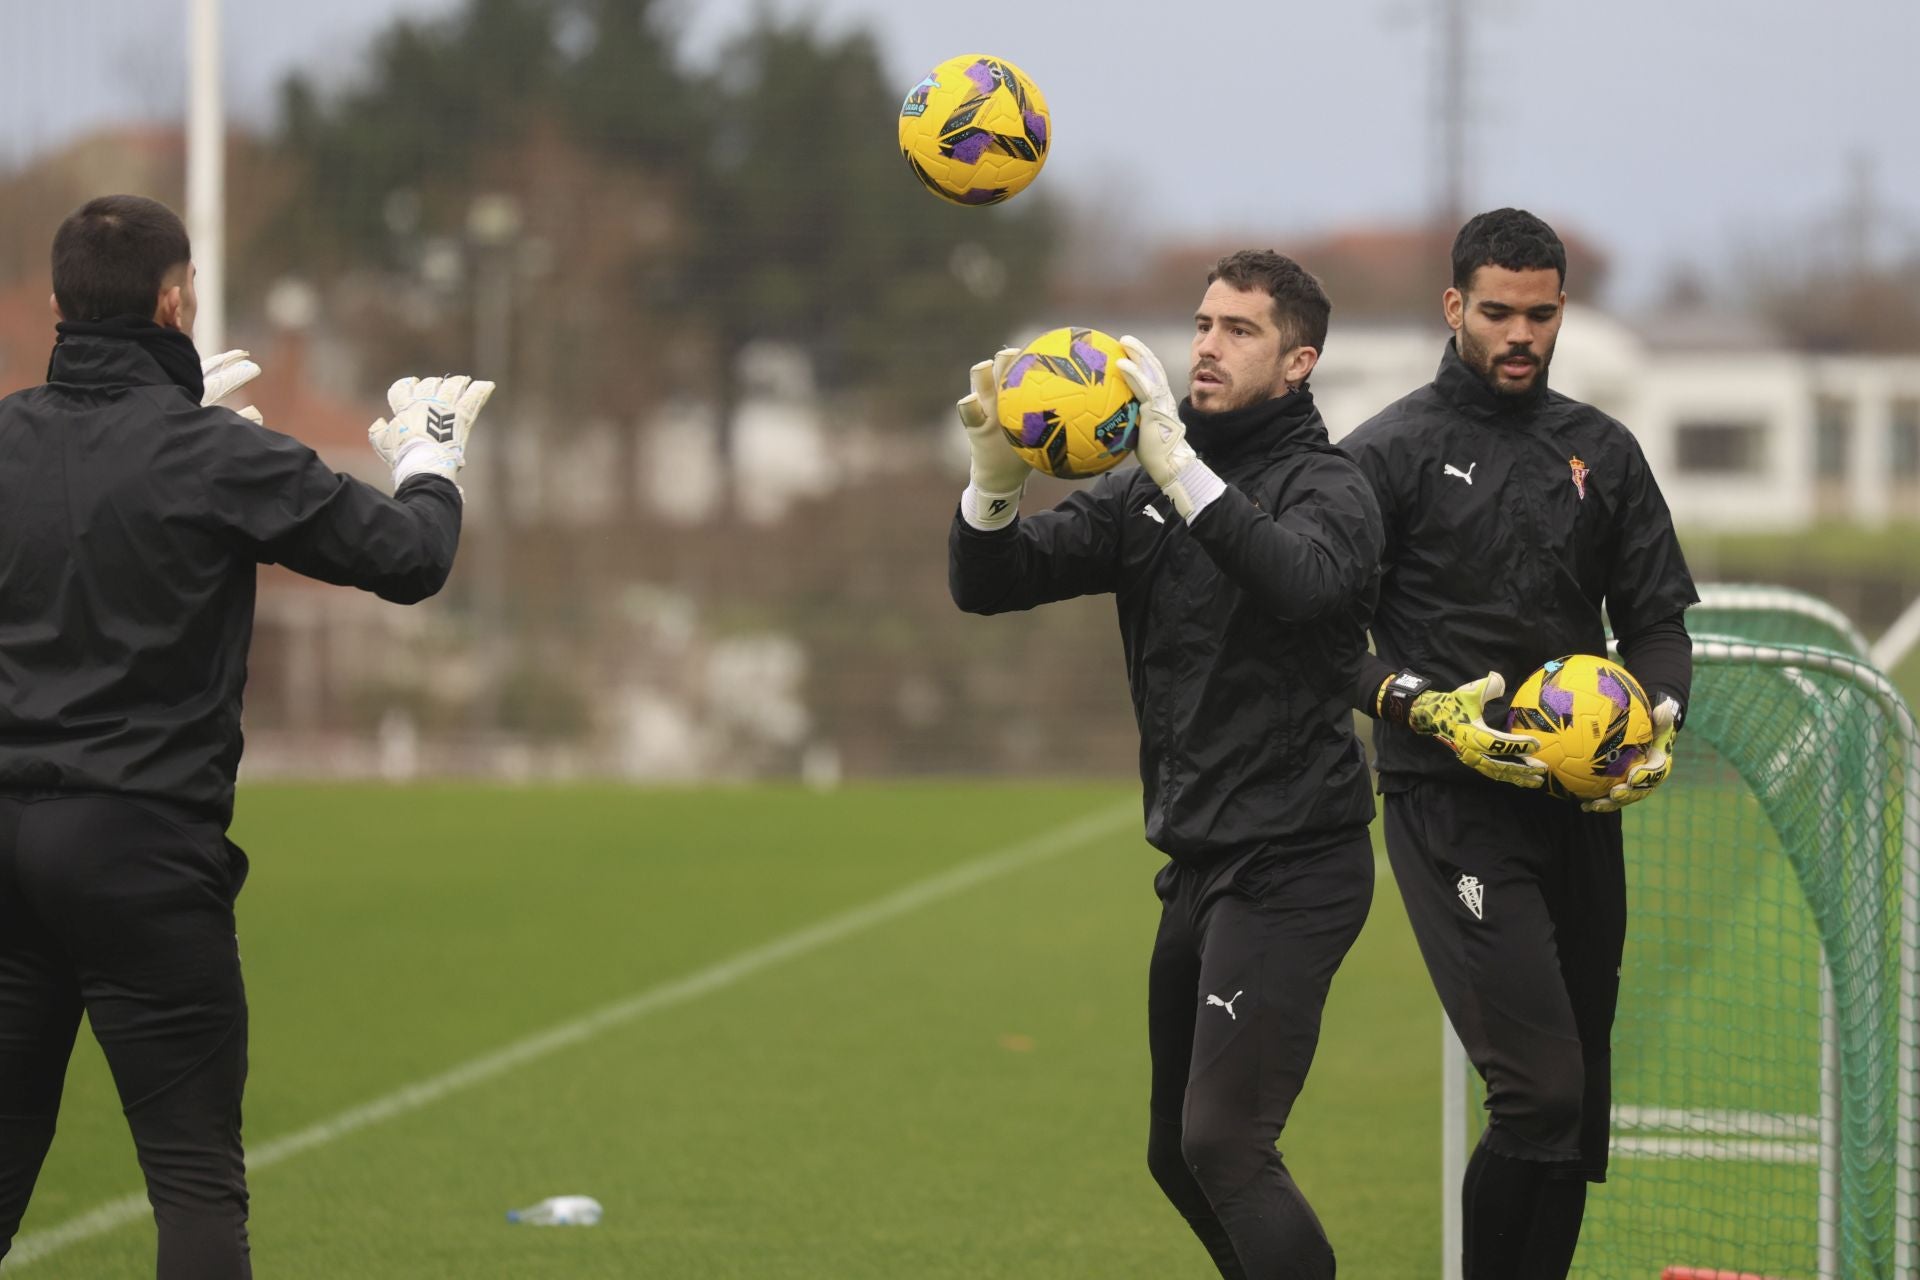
left=1440, top=589, right=1918, bottom=1280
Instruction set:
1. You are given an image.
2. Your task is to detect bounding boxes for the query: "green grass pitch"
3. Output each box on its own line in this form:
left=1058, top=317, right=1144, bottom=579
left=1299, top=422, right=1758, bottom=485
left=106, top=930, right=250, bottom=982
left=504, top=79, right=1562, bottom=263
left=7, top=783, right=1440, bottom=1278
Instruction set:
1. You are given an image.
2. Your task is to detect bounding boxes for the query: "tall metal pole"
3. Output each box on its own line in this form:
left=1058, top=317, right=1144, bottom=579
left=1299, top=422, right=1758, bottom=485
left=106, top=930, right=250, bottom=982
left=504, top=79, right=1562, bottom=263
left=186, top=0, right=225, bottom=352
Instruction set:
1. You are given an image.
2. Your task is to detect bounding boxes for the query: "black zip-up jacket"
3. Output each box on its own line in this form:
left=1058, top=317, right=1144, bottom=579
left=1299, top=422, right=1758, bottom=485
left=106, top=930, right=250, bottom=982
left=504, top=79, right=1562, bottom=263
left=950, top=389, right=1384, bottom=865
left=1338, top=342, right=1699, bottom=789
left=0, top=331, right=462, bottom=825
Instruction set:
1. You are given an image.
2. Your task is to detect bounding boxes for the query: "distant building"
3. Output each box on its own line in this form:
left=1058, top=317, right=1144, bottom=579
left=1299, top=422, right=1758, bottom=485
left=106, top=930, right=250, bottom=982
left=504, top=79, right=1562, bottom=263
left=1117, top=305, right=1920, bottom=531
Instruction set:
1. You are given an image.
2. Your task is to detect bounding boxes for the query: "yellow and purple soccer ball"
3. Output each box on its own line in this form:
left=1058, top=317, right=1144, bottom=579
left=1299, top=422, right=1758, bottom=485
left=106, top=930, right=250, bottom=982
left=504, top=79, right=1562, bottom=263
left=1506, top=654, right=1655, bottom=802
left=898, top=53, right=1050, bottom=206
left=996, top=327, right=1139, bottom=479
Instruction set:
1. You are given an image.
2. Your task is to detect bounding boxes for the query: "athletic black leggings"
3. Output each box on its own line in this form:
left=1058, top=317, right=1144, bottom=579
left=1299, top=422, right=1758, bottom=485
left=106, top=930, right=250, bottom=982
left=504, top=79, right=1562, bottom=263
left=0, top=793, right=251, bottom=1279
left=1144, top=834, right=1374, bottom=1280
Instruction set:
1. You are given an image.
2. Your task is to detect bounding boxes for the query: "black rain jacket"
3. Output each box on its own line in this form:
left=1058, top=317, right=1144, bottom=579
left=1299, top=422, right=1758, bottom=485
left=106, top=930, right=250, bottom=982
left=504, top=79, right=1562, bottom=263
left=950, top=389, right=1384, bottom=865
left=0, top=330, right=461, bottom=824
left=1338, top=342, right=1699, bottom=789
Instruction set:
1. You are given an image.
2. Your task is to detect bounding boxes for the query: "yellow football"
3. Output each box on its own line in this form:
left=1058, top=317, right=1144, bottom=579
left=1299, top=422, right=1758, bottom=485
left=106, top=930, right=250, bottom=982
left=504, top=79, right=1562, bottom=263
left=1506, top=654, right=1655, bottom=802
left=898, top=54, right=1050, bottom=206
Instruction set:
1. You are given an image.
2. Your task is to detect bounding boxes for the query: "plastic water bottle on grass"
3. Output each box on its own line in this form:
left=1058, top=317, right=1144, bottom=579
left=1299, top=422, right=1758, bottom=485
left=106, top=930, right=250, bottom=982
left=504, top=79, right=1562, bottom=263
left=506, top=1195, right=602, bottom=1225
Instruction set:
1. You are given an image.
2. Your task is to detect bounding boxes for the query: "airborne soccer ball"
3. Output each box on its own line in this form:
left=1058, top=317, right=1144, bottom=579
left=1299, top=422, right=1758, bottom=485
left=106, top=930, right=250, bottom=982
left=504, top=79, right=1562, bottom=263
left=898, top=53, right=1050, bottom=206
left=1505, top=654, right=1655, bottom=802
left=997, top=327, right=1139, bottom=479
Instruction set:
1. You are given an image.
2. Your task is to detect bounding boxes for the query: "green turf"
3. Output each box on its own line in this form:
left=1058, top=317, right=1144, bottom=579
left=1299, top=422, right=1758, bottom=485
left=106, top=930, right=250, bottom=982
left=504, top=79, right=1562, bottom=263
left=7, top=783, right=1440, bottom=1278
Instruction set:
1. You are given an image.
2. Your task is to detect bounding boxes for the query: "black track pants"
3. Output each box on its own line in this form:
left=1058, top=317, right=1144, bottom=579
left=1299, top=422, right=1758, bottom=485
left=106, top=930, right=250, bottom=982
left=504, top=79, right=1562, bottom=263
left=1145, top=834, right=1373, bottom=1280
left=1383, top=780, right=1626, bottom=1280
left=0, top=794, right=252, bottom=1279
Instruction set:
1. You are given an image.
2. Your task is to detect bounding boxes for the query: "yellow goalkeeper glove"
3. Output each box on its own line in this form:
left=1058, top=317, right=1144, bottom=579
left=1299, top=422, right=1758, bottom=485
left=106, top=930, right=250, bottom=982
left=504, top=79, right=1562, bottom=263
left=1383, top=671, right=1547, bottom=789
left=1582, top=696, right=1680, bottom=813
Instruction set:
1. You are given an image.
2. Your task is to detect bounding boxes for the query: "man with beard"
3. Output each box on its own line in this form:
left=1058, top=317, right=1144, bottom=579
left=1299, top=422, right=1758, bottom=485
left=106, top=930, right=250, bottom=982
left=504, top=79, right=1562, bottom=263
left=949, top=250, right=1383, bottom=1278
left=1338, top=208, right=1697, bottom=1279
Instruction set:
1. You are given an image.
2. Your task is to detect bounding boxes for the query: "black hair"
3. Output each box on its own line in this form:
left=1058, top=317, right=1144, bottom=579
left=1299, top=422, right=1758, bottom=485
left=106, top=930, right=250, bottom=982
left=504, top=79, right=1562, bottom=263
left=51, top=194, right=192, bottom=322
left=1451, top=208, right=1566, bottom=290
left=1207, top=249, right=1332, bottom=353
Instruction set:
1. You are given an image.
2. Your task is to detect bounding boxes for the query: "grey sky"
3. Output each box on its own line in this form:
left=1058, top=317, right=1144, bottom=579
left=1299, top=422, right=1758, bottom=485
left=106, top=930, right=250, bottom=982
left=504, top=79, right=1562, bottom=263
left=9, top=0, right=1917, bottom=305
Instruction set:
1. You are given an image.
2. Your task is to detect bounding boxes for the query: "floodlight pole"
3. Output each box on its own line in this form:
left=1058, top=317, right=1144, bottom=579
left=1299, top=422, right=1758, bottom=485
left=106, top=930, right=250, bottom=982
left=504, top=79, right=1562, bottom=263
left=187, top=0, right=225, bottom=353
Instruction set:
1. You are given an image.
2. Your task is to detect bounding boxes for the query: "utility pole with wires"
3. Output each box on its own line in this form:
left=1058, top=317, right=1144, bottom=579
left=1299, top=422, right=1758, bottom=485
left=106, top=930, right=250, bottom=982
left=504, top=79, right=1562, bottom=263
left=1433, top=0, right=1469, bottom=236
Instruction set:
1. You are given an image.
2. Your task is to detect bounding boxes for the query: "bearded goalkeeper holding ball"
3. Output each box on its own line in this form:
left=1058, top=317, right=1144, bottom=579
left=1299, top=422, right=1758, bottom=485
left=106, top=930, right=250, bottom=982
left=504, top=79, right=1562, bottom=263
left=949, top=250, right=1384, bottom=1278
left=1339, top=208, right=1697, bottom=1280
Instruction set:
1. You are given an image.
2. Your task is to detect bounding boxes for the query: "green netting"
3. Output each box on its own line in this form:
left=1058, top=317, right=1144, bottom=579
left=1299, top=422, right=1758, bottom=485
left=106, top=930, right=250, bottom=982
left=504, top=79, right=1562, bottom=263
left=1685, top=585, right=1873, bottom=659
left=1454, top=593, right=1918, bottom=1280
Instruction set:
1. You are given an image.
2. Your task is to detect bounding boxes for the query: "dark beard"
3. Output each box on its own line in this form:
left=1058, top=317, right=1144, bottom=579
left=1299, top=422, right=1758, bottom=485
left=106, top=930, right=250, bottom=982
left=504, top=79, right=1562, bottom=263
left=1458, top=328, right=1552, bottom=396
left=1193, top=370, right=1290, bottom=413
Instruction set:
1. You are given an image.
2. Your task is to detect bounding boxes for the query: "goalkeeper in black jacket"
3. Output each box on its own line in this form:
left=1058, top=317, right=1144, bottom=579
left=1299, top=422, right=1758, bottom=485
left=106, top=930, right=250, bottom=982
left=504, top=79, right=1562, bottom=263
left=0, top=195, right=494, bottom=1279
left=951, top=251, right=1383, bottom=1279
left=1338, top=209, right=1698, bottom=1280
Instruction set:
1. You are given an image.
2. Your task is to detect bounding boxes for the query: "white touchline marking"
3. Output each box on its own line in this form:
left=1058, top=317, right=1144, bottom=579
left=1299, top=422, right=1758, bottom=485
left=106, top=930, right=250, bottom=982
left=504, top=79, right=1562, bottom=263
left=2, top=802, right=1137, bottom=1270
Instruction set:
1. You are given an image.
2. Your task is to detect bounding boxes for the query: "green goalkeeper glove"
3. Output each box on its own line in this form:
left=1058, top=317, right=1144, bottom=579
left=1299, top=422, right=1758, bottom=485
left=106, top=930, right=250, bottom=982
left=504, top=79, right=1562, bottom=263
left=1387, top=671, right=1546, bottom=789
left=1582, top=696, right=1680, bottom=813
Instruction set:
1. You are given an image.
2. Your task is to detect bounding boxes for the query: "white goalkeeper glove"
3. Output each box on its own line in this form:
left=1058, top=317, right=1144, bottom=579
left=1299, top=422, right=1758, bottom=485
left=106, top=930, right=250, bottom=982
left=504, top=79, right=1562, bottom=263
left=1115, top=334, right=1224, bottom=521
left=368, top=374, right=495, bottom=491
left=955, top=347, right=1031, bottom=531
left=1582, top=696, right=1680, bottom=813
left=201, top=349, right=264, bottom=423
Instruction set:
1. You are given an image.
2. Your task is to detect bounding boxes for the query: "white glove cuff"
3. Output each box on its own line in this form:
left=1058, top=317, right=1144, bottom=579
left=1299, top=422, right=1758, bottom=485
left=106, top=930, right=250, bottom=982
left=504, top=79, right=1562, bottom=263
left=1169, top=459, right=1227, bottom=522
left=961, top=483, right=1022, bottom=532
left=392, top=439, right=463, bottom=492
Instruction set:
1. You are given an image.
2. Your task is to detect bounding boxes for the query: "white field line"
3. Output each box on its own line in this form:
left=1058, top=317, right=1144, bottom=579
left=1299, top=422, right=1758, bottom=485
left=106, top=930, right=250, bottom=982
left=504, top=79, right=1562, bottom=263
left=2, top=802, right=1136, bottom=1271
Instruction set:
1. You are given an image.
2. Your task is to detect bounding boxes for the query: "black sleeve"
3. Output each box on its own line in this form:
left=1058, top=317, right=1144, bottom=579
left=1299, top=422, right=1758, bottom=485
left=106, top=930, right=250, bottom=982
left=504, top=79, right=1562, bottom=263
left=1604, top=432, right=1700, bottom=640
left=1184, top=453, right=1384, bottom=625
left=1352, top=649, right=1398, bottom=717
left=1616, top=611, right=1693, bottom=722
left=198, top=416, right=461, bottom=604
left=948, top=480, right=1124, bottom=615
left=1334, top=425, right=1403, bottom=714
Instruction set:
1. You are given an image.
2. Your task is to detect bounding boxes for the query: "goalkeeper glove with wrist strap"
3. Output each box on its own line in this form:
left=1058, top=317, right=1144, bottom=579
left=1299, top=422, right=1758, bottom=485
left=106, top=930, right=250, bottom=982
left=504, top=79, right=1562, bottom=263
left=368, top=374, right=495, bottom=492
left=955, top=348, right=1031, bottom=531
left=1379, top=669, right=1546, bottom=789
left=1115, top=335, right=1225, bottom=521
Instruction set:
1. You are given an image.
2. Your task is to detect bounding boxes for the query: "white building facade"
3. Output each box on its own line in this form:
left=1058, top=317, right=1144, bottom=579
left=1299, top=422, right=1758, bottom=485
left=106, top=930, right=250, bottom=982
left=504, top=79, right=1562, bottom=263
left=1310, top=308, right=1920, bottom=531
left=1118, top=306, right=1920, bottom=531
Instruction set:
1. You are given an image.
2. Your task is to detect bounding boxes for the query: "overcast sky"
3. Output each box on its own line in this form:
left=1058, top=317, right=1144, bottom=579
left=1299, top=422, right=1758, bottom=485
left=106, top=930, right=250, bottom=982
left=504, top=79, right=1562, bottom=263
left=9, top=0, right=1917, bottom=306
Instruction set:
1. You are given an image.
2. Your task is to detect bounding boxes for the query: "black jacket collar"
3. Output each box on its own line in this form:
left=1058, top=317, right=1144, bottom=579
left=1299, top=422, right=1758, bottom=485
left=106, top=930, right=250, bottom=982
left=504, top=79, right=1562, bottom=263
left=47, top=317, right=204, bottom=402
left=1432, top=338, right=1549, bottom=422
left=1178, top=386, right=1324, bottom=470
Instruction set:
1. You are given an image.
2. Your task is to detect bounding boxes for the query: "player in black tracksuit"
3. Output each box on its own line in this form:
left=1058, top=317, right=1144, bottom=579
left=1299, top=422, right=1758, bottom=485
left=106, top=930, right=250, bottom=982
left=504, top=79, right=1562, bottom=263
left=950, top=252, right=1383, bottom=1279
left=1337, top=210, right=1698, bottom=1279
left=0, top=195, right=492, bottom=1278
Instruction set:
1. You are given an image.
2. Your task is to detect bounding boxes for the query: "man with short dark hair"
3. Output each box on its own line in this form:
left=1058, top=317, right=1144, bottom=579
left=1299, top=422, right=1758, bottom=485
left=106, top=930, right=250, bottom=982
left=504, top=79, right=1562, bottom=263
left=1339, top=208, right=1697, bottom=1279
left=950, top=250, right=1383, bottom=1278
left=0, top=194, right=494, bottom=1278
